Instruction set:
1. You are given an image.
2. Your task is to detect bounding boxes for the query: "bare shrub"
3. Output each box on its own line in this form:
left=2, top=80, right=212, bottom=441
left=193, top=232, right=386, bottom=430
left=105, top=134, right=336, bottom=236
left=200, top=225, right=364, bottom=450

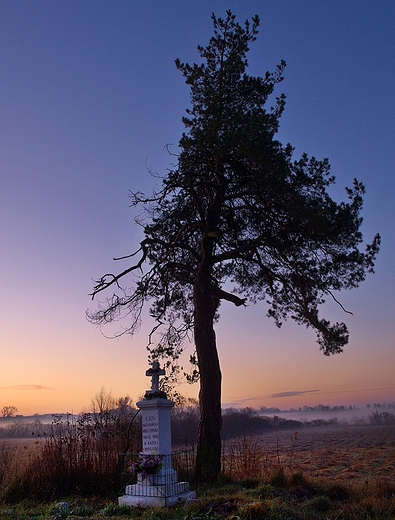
left=222, top=435, right=272, bottom=482
left=171, top=398, right=199, bottom=448
left=0, top=404, right=140, bottom=502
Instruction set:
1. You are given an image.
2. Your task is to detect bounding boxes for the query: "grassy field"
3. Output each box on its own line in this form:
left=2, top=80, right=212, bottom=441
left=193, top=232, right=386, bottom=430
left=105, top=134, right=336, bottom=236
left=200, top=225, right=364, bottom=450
left=0, top=423, right=394, bottom=519
left=257, top=423, right=395, bottom=483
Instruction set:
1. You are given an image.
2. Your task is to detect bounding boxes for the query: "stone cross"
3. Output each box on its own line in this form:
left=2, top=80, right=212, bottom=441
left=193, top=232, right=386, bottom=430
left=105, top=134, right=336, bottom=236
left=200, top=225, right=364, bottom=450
left=119, top=361, right=197, bottom=507
left=146, top=361, right=165, bottom=393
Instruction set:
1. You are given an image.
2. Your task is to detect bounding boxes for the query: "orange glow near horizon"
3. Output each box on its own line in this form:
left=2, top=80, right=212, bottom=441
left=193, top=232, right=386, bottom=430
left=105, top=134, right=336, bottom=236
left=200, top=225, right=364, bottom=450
left=2, top=309, right=394, bottom=417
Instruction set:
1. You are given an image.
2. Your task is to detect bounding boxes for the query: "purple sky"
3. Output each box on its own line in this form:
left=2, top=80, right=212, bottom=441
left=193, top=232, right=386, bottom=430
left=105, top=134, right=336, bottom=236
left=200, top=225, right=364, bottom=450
left=1, top=1, right=394, bottom=415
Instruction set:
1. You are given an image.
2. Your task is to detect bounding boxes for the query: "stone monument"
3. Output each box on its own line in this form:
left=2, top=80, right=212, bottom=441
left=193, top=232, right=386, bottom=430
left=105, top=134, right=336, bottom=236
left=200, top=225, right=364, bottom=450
left=118, top=361, right=196, bottom=507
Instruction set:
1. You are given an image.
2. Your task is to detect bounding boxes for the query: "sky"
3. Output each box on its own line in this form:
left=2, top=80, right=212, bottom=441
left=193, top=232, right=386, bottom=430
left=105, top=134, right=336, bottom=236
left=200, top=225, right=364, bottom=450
left=1, top=0, right=394, bottom=416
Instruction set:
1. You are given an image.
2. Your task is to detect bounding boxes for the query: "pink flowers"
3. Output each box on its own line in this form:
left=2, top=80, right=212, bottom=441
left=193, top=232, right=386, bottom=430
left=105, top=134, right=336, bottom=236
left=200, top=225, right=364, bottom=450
left=128, top=453, right=164, bottom=477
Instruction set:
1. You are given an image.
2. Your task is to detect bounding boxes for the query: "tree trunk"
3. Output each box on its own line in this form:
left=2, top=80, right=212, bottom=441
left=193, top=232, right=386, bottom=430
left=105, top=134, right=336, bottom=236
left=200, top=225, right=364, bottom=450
left=194, top=258, right=222, bottom=482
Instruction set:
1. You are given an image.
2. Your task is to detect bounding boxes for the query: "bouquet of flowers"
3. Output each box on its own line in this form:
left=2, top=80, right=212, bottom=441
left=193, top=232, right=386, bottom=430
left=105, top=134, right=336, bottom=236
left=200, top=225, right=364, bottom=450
left=128, top=453, right=164, bottom=478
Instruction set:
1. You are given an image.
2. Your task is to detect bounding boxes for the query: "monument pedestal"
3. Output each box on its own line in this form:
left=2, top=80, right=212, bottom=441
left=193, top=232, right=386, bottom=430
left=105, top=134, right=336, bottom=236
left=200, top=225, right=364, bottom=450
left=118, top=363, right=196, bottom=507
left=120, top=465, right=195, bottom=507
left=120, top=475, right=196, bottom=508
left=119, top=489, right=196, bottom=508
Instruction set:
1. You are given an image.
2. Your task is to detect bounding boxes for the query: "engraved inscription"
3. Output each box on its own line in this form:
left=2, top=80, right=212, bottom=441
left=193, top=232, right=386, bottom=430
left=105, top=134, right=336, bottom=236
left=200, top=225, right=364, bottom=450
left=142, top=412, right=159, bottom=451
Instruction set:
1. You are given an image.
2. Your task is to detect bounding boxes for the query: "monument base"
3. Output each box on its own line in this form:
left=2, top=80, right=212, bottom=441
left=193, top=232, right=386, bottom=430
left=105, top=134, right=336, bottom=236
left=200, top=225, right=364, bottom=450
left=118, top=484, right=197, bottom=508
left=119, top=467, right=196, bottom=508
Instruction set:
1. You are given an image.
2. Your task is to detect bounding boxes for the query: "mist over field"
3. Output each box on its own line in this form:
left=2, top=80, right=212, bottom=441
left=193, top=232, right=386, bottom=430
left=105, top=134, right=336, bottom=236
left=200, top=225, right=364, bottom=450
left=273, top=408, right=370, bottom=424
left=249, top=402, right=395, bottom=425
left=0, top=402, right=395, bottom=438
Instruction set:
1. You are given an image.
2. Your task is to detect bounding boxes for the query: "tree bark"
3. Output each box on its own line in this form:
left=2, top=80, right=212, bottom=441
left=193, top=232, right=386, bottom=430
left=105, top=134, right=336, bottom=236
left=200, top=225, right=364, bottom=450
left=194, top=255, right=222, bottom=482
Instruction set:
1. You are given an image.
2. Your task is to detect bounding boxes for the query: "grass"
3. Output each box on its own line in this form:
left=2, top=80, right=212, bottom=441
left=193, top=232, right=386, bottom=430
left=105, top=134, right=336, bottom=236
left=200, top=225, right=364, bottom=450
left=1, top=423, right=394, bottom=518
left=1, top=475, right=394, bottom=519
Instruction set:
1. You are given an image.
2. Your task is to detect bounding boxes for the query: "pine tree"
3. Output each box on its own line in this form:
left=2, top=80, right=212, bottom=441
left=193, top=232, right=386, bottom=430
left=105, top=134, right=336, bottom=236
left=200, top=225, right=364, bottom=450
left=89, top=11, right=380, bottom=481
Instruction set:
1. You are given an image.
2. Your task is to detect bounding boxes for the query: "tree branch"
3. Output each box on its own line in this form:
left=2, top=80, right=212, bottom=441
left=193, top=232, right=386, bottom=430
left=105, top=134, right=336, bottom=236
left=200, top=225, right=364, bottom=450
left=213, top=286, right=247, bottom=307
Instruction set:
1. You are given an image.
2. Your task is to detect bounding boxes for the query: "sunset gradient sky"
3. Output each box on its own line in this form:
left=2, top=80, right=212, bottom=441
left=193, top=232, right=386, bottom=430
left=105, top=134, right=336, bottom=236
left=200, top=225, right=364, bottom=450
left=1, top=1, right=394, bottom=416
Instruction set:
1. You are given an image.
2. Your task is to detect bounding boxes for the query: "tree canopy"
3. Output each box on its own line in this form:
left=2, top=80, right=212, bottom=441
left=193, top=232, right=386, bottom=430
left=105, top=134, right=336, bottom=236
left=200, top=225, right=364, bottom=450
left=89, top=11, right=380, bottom=480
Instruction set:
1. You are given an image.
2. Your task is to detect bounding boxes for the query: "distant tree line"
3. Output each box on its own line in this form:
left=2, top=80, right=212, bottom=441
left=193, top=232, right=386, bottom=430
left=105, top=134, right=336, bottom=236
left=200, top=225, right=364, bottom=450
left=2, top=395, right=394, bottom=441
left=368, top=410, right=395, bottom=425
left=0, top=418, right=47, bottom=439
left=277, top=402, right=395, bottom=413
left=171, top=405, right=344, bottom=447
